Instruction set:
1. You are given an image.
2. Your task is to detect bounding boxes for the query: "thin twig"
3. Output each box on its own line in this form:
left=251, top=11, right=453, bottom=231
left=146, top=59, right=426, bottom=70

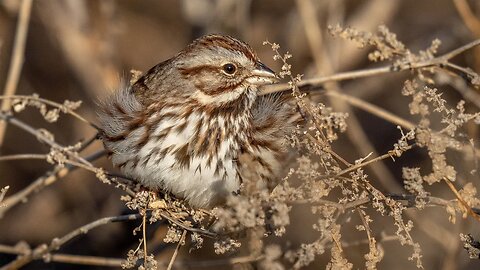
left=0, top=214, right=143, bottom=270
left=0, top=95, right=96, bottom=128
left=0, top=0, right=33, bottom=146
left=142, top=211, right=148, bottom=265
left=261, top=39, right=480, bottom=95
left=316, top=90, right=480, bottom=161
left=0, top=242, right=263, bottom=268
left=0, top=154, right=47, bottom=162
left=0, top=150, right=106, bottom=218
left=167, top=230, right=187, bottom=270
left=0, top=245, right=124, bottom=267
left=322, top=91, right=415, bottom=129
left=0, top=112, right=91, bottom=166
left=157, top=211, right=217, bottom=238
left=321, top=146, right=409, bottom=180
left=443, top=178, right=480, bottom=222
left=0, top=112, right=135, bottom=195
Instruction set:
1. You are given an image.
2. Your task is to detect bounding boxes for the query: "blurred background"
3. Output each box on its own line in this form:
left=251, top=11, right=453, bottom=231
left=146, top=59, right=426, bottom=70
left=1, top=0, right=480, bottom=269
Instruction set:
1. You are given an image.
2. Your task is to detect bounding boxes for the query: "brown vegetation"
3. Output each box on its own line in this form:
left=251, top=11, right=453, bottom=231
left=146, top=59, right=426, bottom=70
left=1, top=0, right=480, bottom=269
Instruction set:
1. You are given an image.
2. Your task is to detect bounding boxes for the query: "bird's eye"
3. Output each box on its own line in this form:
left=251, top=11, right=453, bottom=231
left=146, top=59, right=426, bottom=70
left=222, top=63, right=237, bottom=75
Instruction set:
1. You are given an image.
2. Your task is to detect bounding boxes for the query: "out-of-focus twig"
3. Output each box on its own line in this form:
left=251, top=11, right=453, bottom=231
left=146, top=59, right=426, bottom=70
left=0, top=214, right=143, bottom=270
left=453, top=0, right=480, bottom=37
left=0, top=242, right=263, bottom=268
left=0, top=112, right=93, bottom=166
left=0, top=149, right=106, bottom=218
left=0, top=0, right=33, bottom=146
left=0, top=154, right=47, bottom=162
left=322, top=91, right=415, bottom=129
left=38, top=0, right=119, bottom=97
left=0, top=244, right=124, bottom=267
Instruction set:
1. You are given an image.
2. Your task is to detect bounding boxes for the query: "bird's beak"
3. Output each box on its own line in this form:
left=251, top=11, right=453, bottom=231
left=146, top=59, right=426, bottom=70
left=246, top=61, right=279, bottom=85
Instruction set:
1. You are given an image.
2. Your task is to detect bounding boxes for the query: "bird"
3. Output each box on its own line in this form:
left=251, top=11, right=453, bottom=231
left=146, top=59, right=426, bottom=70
left=98, top=34, right=296, bottom=208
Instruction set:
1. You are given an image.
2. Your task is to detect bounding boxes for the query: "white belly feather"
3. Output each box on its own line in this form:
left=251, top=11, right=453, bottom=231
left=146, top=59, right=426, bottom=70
left=117, top=112, right=241, bottom=208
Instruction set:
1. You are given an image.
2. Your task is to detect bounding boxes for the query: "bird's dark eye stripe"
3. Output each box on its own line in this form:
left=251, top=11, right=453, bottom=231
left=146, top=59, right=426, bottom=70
left=223, top=63, right=237, bottom=74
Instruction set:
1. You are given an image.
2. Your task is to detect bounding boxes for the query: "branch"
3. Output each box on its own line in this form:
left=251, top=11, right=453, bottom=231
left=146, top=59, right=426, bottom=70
left=166, top=230, right=186, bottom=270
left=0, top=245, right=124, bottom=267
left=261, top=39, right=480, bottom=95
left=0, top=214, right=143, bottom=269
left=0, top=95, right=96, bottom=128
left=0, top=149, right=106, bottom=218
left=0, top=0, right=33, bottom=145
left=0, top=112, right=136, bottom=197
left=0, top=242, right=262, bottom=268
left=0, top=154, right=47, bottom=162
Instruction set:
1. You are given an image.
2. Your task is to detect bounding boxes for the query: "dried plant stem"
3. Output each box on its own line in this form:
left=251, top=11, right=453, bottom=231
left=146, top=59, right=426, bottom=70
left=167, top=230, right=187, bottom=270
left=0, top=0, right=33, bottom=146
left=322, top=91, right=415, bottom=129
left=323, top=147, right=409, bottom=180
left=0, top=149, right=106, bottom=218
left=0, top=95, right=94, bottom=127
left=0, top=112, right=91, bottom=166
left=296, top=0, right=402, bottom=193
left=0, top=214, right=143, bottom=270
left=142, top=212, right=148, bottom=265
left=320, top=91, right=480, bottom=161
left=0, top=245, right=124, bottom=267
left=357, top=209, right=372, bottom=239
left=0, top=113, right=132, bottom=195
left=443, top=178, right=480, bottom=222
left=158, top=211, right=216, bottom=238
left=340, top=232, right=398, bottom=248
left=261, top=39, right=480, bottom=95
left=0, top=153, right=47, bottom=162
left=0, top=243, right=263, bottom=268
